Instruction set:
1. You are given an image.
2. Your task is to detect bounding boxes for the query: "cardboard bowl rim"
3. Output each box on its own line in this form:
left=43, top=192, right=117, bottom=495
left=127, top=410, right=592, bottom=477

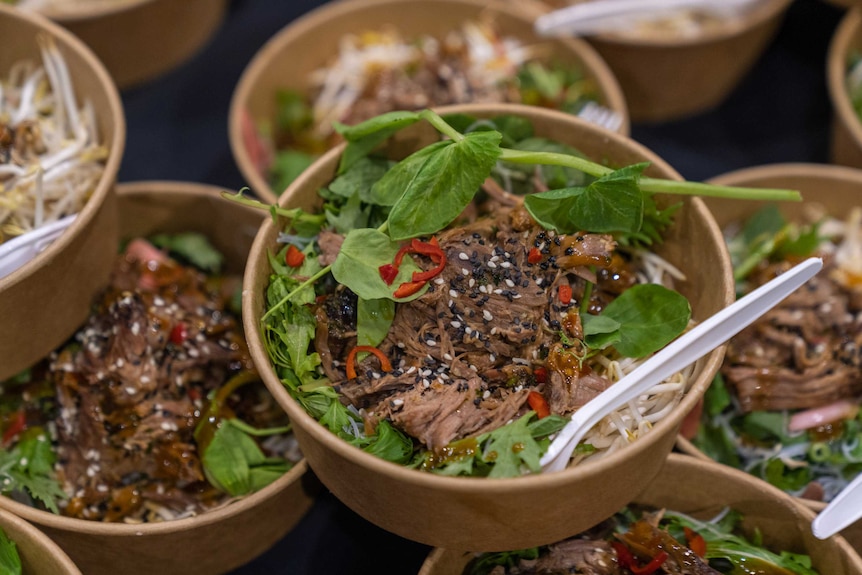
left=829, top=9, right=862, bottom=152
left=0, top=508, right=81, bottom=574
left=418, top=452, right=862, bottom=574
left=244, top=102, right=731, bottom=493
left=581, top=0, right=793, bottom=47
left=30, top=0, right=153, bottom=22
left=228, top=0, right=630, bottom=204
left=0, top=180, right=312, bottom=537
left=0, top=4, right=126, bottom=291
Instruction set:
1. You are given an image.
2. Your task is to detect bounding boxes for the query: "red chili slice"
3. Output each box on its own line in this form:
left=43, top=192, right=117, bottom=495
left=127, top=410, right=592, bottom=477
left=285, top=244, right=305, bottom=267
left=528, top=247, right=542, bottom=264
left=684, top=526, right=707, bottom=557
left=170, top=322, right=188, bottom=345
left=2, top=410, right=26, bottom=445
left=393, top=280, right=426, bottom=299
left=527, top=391, right=551, bottom=419
left=558, top=284, right=573, bottom=305
left=630, top=551, right=669, bottom=575
left=533, top=366, right=548, bottom=384
left=379, top=263, right=399, bottom=285
left=345, top=345, right=393, bottom=380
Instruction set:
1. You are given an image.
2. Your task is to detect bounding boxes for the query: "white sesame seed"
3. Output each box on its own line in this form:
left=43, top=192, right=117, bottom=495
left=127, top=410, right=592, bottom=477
left=483, top=310, right=493, bottom=321
left=490, top=327, right=497, bottom=335
left=392, top=399, right=404, bottom=407
left=426, top=340, right=437, bottom=346
left=479, top=285, right=488, bottom=294
left=468, top=278, right=475, bottom=288
left=423, top=379, right=431, bottom=388
left=443, top=353, right=453, bottom=361
left=469, top=364, right=478, bottom=372
left=459, top=252, right=469, bottom=261
left=490, top=354, right=496, bottom=362
left=536, top=278, right=543, bottom=285
left=487, top=261, right=497, bottom=269
left=449, top=289, right=459, bottom=298
left=505, top=279, right=515, bottom=288
left=461, top=268, right=470, bottom=276
left=483, top=390, right=491, bottom=399
left=500, top=261, right=511, bottom=268
left=435, top=277, right=446, bottom=285
left=451, top=321, right=462, bottom=328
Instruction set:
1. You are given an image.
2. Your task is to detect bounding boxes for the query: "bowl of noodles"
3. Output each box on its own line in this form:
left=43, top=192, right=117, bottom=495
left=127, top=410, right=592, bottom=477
left=0, top=4, right=124, bottom=382
left=828, top=7, right=862, bottom=170
left=9, top=0, right=227, bottom=89
left=228, top=0, right=629, bottom=204
left=0, top=509, right=80, bottom=575
left=513, top=0, right=793, bottom=122
left=677, top=162, right=862, bottom=552
left=0, top=181, right=316, bottom=575
left=418, top=453, right=862, bottom=575
left=242, top=102, right=737, bottom=550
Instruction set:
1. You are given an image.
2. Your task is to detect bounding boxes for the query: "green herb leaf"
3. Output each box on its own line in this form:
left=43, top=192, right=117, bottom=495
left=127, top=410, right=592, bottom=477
left=335, top=111, right=422, bottom=173
left=368, top=141, right=451, bottom=207
left=328, top=156, right=393, bottom=204
left=201, top=419, right=290, bottom=497
left=0, top=432, right=65, bottom=514
left=356, top=298, right=395, bottom=348
left=524, top=163, right=647, bottom=234
left=591, top=283, right=690, bottom=357
left=361, top=420, right=413, bottom=464
left=150, top=232, right=224, bottom=273
left=271, top=150, right=317, bottom=194
left=581, top=313, right=621, bottom=351
left=0, top=528, right=21, bottom=575
left=331, top=228, right=426, bottom=301
left=387, top=130, right=503, bottom=240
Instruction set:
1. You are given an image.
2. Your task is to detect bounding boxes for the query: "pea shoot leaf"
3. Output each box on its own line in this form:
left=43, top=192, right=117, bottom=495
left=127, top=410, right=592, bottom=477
left=524, top=163, right=648, bottom=235
left=356, top=298, right=395, bottom=348
left=595, top=283, right=690, bottom=358
left=335, top=111, right=422, bottom=173
left=331, top=228, right=426, bottom=301
left=328, top=156, right=393, bottom=203
left=150, top=232, right=224, bottom=274
left=387, top=130, right=503, bottom=240
left=368, top=141, right=450, bottom=206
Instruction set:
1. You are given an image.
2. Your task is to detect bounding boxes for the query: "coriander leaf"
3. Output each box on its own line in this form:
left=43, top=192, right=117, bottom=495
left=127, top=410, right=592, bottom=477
left=594, top=283, right=690, bottom=358
left=331, top=228, right=426, bottom=301
left=479, top=413, right=567, bottom=478
left=466, top=548, right=539, bottom=575
left=335, top=111, right=422, bottom=173
left=0, top=528, right=21, bottom=575
left=369, top=141, right=450, bottom=206
left=150, top=232, right=223, bottom=273
left=758, top=457, right=812, bottom=492
left=357, top=298, right=395, bottom=348
left=387, top=130, right=503, bottom=240
left=0, top=433, right=65, bottom=514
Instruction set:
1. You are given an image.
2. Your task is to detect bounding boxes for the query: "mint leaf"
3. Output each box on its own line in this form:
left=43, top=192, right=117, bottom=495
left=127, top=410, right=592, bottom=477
left=331, top=228, right=426, bottom=301
left=387, top=130, right=503, bottom=240
left=595, top=283, right=690, bottom=358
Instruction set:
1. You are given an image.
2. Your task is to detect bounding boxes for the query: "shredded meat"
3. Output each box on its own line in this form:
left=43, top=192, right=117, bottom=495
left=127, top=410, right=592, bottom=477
left=723, top=256, right=862, bottom=412
left=319, top=206, right=630, bottom=451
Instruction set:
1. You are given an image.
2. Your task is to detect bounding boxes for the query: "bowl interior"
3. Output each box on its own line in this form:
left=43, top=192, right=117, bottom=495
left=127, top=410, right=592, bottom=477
left=0, top=509, right=81, bottom=575
left=829, top=8, right=862, bottom=167
left=418, top=453, right=862, bottom=575
left=0, top=182, right=315, bottom=575
left=229, top=0, right=628, bottom=202
left=244, top=102, right=732, bottom=550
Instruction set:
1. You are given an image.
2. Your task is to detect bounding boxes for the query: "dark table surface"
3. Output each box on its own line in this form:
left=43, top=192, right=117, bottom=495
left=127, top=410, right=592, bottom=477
left=115, top=0, right=848, bottom=572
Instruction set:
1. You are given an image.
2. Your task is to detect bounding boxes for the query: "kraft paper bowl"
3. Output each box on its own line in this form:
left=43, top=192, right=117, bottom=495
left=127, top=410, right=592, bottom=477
left=243, top=102, right=733, bottom=551
left=828, top=8, right=862, bottom=169
left=418, top=453, right=862, bottom=575
left=0, top=4, right=125, bottom=382
left=0, top=509, right=80, bottom=575
left=229, top=0, right=629, bottom=204
left=516, top=0, right=791, bottom=122
left=676, top=162, right=862, bottom=552
left=27, top=0, right=227, bottom=89
left=0, top=182, right=316, bottom=575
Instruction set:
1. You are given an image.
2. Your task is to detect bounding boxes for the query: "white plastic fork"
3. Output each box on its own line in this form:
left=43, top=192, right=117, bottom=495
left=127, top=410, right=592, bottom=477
left=540, top=256, right=823, bottom=473
left=812, top=469, right=862, bottom=539
left=534, top=0, right=765, bottom=38
left=576, top=101, right=623, bottom=132
left=0, top=214, right=76, bottom=279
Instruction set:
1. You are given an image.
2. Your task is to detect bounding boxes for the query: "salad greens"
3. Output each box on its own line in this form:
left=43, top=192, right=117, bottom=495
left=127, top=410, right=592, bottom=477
left=0, top=430, right=65, bottom=514
left=468, top=506, right=819, bottom=575
left=231, top=109, right=800, bottom=478
left=0, top=527, right=21, bottom=575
